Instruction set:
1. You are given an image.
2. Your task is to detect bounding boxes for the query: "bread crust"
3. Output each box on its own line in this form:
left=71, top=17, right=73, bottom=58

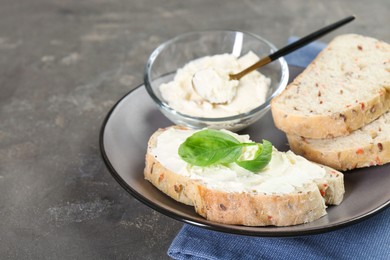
left=271, top=34, right=390, bottom=139
left=272, top=89, right=390, bottom=139
left=193, top=184, right=326, bottom=226
left=144, top=126, right=344, bottom=226
left=287, top=134, right=390, bottom=171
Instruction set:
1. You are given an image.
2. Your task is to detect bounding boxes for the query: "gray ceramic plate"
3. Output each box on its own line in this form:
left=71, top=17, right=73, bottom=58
left=100, top=66, right=390, bottom=237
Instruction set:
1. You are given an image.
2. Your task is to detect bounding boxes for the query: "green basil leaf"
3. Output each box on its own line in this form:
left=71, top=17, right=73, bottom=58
left=236, top=140, right=272, bottom=172
left=178, top=129, right=245, bottom=166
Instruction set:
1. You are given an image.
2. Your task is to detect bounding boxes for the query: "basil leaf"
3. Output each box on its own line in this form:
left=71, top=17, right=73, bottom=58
left=178, top=129, right=245, bottom=166
left=178, top=129, right=272, bottom=173
left=236, top=140, right=272, bottom=172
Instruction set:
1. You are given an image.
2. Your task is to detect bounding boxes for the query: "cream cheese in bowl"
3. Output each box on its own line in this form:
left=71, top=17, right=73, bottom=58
left=159, top=52, right=271, bottom=118
left=144, top=30, right=289, bottom=131
left=192, top=67, right=239, bottom=104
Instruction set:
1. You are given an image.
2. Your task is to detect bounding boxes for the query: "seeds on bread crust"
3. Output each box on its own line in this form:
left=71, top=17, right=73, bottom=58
left=287, top=111, right=390, bottom=170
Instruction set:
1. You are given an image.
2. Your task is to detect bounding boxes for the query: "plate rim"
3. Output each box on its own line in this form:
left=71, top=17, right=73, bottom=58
left=99, top=71, right=390, bottom=237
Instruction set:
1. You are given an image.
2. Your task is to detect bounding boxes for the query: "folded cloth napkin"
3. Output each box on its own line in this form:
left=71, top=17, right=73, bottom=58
left=167, top=38, right=390, bottom=260
left=168, top=209, right=390, bottom=260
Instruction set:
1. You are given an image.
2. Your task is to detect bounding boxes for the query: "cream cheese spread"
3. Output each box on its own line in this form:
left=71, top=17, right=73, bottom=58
left=159, top=52, right=271, bottom=118
left=151, top=128, right=326, bottom=194
left=192, top=67, right=239, bottom=104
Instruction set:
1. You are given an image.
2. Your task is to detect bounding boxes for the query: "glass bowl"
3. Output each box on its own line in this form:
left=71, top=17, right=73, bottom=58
left=144, top=30, right=289, bottom=131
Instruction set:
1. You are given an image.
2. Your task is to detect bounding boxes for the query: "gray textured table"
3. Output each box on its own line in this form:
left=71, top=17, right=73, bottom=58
left=1, top=0, right=389, bottom=259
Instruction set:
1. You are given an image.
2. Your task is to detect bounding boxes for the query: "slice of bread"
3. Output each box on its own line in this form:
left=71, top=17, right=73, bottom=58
left=144, top=126, right=344, bottom=226
left=271, top=34, right=390, bottom=139
left=287, top=111, right=390, bottom=171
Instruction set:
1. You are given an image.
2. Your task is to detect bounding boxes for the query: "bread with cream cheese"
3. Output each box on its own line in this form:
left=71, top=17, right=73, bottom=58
left=144, top=126, right=344, bottom=226
left=287, top=110, right=390, bottom=171
left=271, top=34, right=390, bottom=139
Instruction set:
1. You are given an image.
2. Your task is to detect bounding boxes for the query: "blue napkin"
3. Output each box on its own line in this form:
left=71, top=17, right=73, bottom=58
left=284, top=36, right=327, bottom=67
left=169, top=208, right=390, bottom=260
left=168, top=38, right=390, bottom=260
